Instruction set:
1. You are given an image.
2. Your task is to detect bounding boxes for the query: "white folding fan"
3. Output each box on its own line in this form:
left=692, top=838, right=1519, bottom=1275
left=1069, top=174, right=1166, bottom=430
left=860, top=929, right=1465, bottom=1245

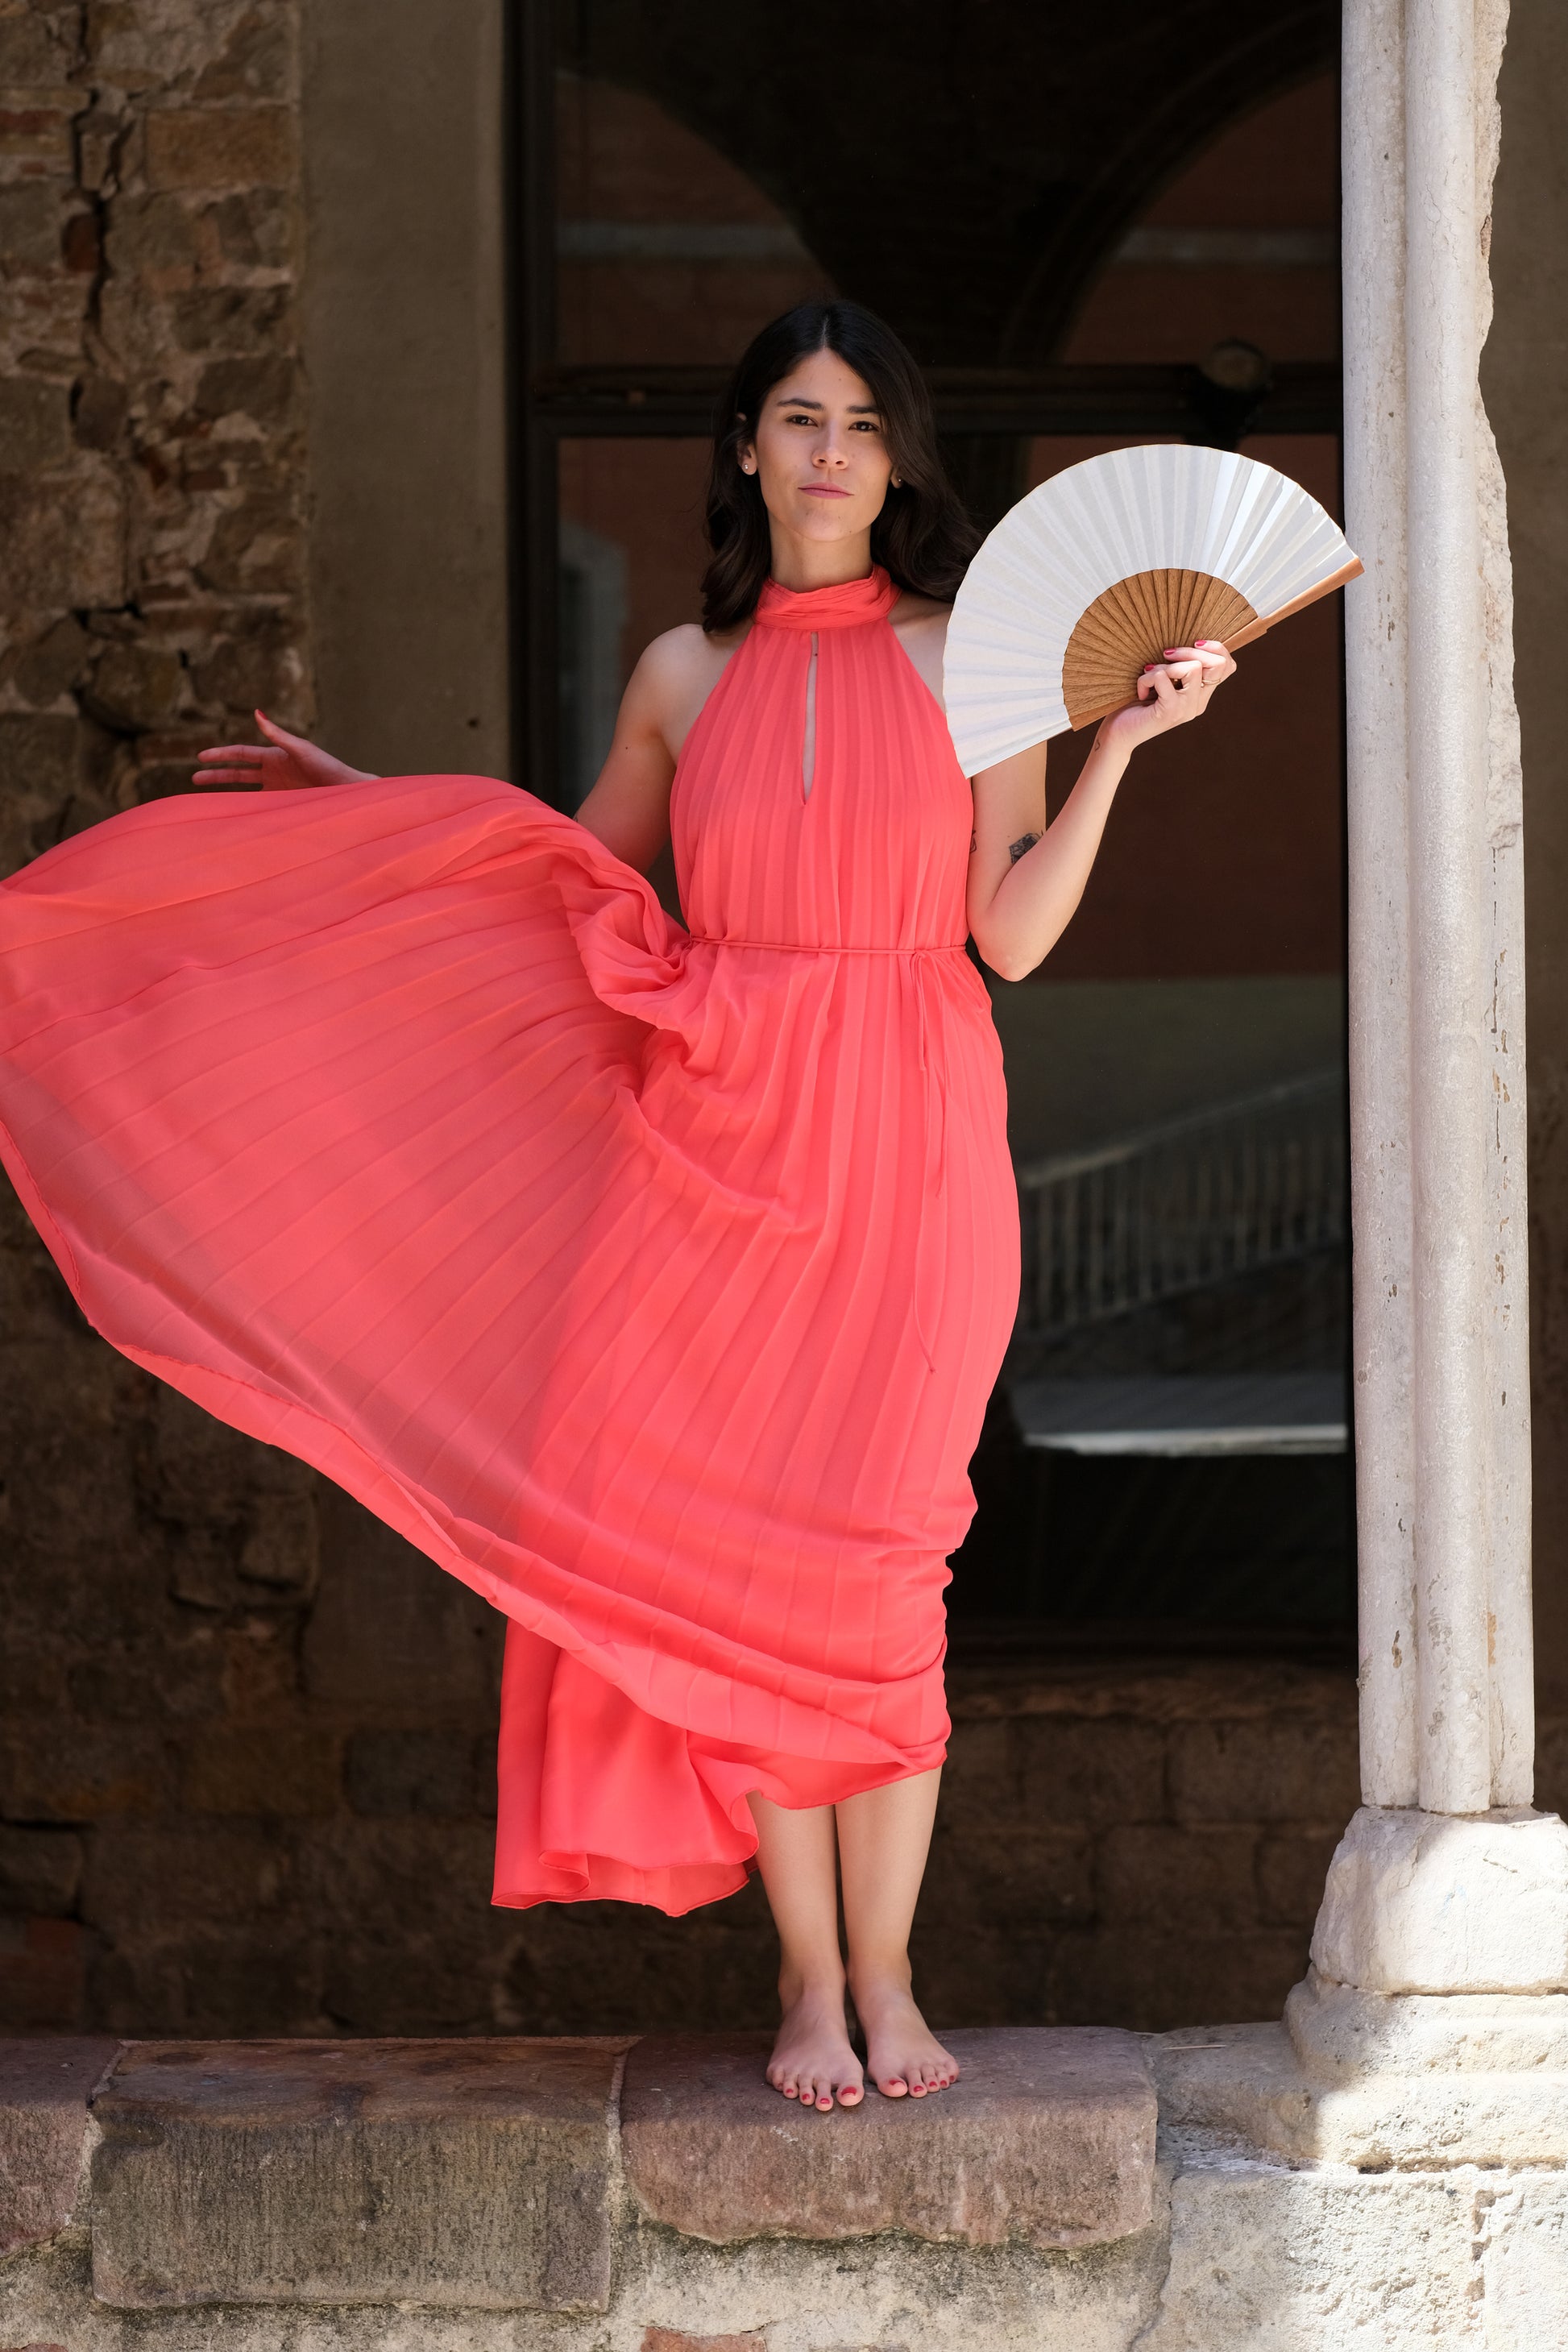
left=942, top=445, right=1362, bottom=775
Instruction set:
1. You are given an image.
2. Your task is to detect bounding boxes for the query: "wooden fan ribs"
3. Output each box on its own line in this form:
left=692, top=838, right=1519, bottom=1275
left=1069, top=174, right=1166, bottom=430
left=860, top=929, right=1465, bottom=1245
left=1062, top=568, right=1258, bottom=730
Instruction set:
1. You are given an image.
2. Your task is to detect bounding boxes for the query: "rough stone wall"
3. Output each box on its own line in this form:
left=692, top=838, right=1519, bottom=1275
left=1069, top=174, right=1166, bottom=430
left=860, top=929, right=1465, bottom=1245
left=0, top=0, right=312, bottom=840
left=0, top=0, right=318, bottom=2027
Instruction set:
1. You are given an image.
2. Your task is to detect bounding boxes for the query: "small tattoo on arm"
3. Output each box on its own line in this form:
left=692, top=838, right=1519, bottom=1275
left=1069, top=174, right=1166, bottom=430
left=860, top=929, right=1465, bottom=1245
left=1008, top=831, right=1042, bottom=865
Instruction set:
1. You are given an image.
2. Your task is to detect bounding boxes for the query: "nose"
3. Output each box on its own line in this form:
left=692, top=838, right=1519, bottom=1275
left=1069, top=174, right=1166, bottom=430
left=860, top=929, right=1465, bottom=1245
left=812, top=430, right=849, bottom=471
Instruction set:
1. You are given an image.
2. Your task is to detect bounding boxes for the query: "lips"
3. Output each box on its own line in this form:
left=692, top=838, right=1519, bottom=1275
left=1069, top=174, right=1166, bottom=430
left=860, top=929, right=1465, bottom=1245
left=801, top=486, right=852, bottom=498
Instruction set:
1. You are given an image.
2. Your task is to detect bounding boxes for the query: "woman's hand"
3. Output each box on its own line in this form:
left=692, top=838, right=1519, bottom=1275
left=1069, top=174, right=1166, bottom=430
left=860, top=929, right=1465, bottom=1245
left=1098, top=640, right=1237, bottom=754
left=192, top=710, right=376, bottom=792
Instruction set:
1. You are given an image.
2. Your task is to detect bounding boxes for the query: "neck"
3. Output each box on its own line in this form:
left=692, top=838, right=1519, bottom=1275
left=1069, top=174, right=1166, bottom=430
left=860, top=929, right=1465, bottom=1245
left=765, top=525, right=876, bottom=593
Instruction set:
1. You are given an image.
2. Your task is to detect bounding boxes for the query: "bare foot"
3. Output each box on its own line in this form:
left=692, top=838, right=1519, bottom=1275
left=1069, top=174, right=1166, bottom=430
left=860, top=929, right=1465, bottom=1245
left=850, top=1972, right=959, bottom=2099
left=766, top=1980, right=865, bottom=2111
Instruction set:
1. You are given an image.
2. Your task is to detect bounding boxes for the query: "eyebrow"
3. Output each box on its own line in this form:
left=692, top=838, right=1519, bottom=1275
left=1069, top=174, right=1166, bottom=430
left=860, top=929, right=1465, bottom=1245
left=771, top=393, right=881, bottom=414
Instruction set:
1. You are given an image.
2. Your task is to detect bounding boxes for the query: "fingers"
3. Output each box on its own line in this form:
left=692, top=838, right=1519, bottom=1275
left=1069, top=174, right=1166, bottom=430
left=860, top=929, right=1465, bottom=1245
left=255, top=708, right=313, bottom=753
left=192, top=743, right=274, bottom=789
left=1135, top=638, right=1236, bottom=725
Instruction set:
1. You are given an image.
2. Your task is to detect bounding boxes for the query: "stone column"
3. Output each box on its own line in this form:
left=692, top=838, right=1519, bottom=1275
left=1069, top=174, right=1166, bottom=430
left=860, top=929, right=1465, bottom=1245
left=1281, top=0, right=1568, bottom=2155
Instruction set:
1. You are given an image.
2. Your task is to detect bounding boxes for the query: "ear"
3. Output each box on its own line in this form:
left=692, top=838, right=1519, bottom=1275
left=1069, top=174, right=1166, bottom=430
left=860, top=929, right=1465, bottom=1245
left=737, top=442, right=757, bottom=477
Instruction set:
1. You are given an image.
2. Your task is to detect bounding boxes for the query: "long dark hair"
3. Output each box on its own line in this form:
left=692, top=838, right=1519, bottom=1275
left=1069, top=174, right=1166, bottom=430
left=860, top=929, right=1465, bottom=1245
left=700, top=301, right=979, bottom=633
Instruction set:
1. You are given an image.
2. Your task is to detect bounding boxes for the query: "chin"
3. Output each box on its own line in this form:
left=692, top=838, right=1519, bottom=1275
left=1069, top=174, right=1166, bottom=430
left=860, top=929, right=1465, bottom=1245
left=794, top=503, right=866, bottom=537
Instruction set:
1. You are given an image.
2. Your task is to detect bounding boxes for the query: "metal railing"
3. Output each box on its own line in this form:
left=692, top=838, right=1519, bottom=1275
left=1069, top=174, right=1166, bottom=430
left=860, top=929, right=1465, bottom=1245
left=1014, top=1071, right=1346, bottom=1343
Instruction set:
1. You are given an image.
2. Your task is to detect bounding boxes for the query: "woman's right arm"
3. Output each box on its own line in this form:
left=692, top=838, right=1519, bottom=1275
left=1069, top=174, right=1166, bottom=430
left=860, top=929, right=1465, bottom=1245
left=193, top=627, right=722, bottom=875
left=575, top=623, right=736, bottom=873
left=571, top=637, right=682, bottom=872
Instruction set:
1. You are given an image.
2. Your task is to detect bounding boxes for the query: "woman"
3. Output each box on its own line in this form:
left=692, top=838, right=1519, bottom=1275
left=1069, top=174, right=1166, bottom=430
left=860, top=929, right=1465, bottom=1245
left=0, top=301, right=1234, bottom=2113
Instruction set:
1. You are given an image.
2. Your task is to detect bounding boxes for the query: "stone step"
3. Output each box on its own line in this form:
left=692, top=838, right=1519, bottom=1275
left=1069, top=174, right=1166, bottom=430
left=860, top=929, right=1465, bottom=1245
left=0, top=2026, right=1156, bottom=2314
left=621, top=2028, right=1155, bottom=2250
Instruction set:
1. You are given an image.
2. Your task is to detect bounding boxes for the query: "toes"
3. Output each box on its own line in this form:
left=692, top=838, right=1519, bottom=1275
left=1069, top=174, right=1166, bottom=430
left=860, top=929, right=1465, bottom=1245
left=879, top=2075, right=910, bottom=2098
left=837, top=2076, right=865, bottom=2108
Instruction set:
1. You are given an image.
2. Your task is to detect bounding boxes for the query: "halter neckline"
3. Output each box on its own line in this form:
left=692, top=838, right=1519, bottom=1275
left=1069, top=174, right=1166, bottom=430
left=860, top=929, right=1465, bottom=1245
left=754, top=566, right=899, bottom=632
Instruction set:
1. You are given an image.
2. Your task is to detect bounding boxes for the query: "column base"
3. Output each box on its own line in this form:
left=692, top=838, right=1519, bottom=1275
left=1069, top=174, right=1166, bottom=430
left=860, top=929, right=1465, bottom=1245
left=1155, top=1993, right=1568, bottom=2169
left=1309, top=1804, right=1568, bottom=1993
left=1157, top=1810, right=1568, bottom=2168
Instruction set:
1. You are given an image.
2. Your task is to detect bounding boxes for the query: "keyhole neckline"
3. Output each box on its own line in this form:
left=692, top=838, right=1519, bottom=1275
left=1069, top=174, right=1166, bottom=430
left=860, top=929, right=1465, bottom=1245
left=802, top=632, right=819, bottom=803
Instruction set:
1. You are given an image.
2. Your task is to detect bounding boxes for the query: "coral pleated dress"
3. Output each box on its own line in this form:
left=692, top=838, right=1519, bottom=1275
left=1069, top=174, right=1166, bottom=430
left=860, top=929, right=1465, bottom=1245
left=0, top=566, right=1018, bottom=1912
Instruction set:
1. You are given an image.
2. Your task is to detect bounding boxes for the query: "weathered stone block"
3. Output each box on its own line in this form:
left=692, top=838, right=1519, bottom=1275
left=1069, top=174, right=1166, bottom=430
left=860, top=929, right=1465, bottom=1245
left=0, top=2035, right=121, bottom=2254
left=0, top=1914, right=91, bottom=2031
left=5, top=614, right=91, bottom=706
left=181, top=1725, right=340, bottom=1817
left=91, top=1925, right=324, bottom=2042
left=926, top=1823, right=1093, bottom=1927
left=0, top=1825, right=82, bottom=1914
left=345, top=1729, right=478, bottom=1819
left=0, top=469, right=123, bottom=613
left=175, top=283, right=291, bottom=351
left=1138, top=2165, right=1479, bottom=2350
left=193, top=10, right=291, bottom=106
left=143, top=106, right=294, bottom=193
left=305, top=1484, right=502, bottom=1712
left=195, top=491, right=301, bottom=594
left=0, top=17, right=77, bottom=84
left=81, top=641, right=185, bottom=732
left=78, top=1824, right=294, bottom=1942
left=71, top=374, right=127, bottom=453
left=0, top=377, right=70, bottom=468
left=621, top=2028, right=1155, bottom=2250
left=1015, top=1717, right=1168, bottom=1827
left=211, top=185, right=295, bottom=268
left=105, top=190, right=199, bottom=278
left=1, top=1728, right=170, bottom=1823
left=1258, top=1826, right=1342, bottom=1927
left=193, top=353, right=297, bottom=424
left=1169, top=1718, right=1358, bottom=1825
left=90, top=2038, right=620, bottom=2311
left=0, top=88, right=84, bottom=175
left=1098, top=1826, right=1261, bottom=1933
left=0, top=182, right=62, bottom=272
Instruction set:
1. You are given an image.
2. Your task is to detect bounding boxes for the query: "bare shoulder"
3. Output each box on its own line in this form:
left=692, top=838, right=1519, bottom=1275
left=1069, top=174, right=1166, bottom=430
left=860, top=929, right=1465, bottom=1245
left=636, top=620, right=747, bottom=690
left=888, top=591, right=952, bottom=707
left=629, top=618, right=751, bottom=760
left=889, top=589, right=952, bottom=635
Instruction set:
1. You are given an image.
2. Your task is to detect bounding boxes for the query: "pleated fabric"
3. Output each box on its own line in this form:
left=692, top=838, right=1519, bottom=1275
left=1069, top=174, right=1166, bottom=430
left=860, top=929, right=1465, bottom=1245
left=0, top=565, right=1018, bottom=1913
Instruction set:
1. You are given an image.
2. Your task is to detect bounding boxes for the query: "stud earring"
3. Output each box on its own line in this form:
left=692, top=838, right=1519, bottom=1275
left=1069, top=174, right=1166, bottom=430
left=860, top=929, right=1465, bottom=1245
left=891, top=472, right=902, bottom=488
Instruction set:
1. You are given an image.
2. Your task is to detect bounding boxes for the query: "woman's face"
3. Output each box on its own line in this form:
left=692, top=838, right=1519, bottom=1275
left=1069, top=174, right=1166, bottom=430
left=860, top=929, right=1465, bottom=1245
left=740, top=346, right=895, bottom=552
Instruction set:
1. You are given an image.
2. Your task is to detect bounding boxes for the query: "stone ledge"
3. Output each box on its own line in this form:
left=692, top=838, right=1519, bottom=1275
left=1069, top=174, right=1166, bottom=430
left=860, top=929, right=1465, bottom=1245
left=0, top=2026, right=1159, bottom=2313
left=89, top=2038, right=625, bottom=2313
left=0, top=2037, right=122, bottom=2256
left=622, top=2027, right=1157, bottom=2250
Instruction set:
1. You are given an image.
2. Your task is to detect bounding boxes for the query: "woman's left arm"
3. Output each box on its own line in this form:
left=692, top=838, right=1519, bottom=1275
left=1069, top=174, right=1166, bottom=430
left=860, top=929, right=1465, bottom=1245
left=965, top=641, right=1237, bottom=981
